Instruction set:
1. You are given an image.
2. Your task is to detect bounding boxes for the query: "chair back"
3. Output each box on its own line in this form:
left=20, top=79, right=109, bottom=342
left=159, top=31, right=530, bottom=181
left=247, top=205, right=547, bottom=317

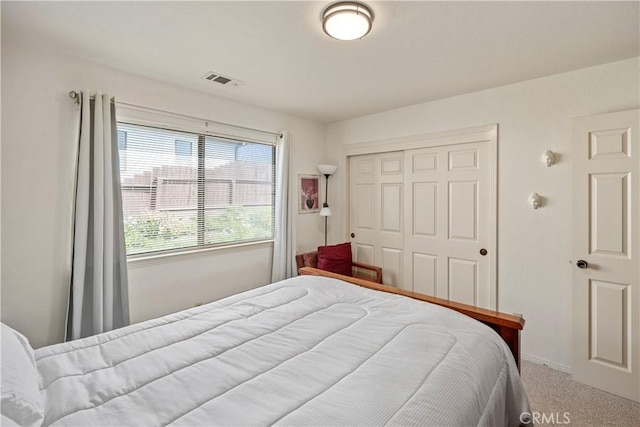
left=295, top=249, right=382, bottom=284
left=295, top=251, right=318, bottom=270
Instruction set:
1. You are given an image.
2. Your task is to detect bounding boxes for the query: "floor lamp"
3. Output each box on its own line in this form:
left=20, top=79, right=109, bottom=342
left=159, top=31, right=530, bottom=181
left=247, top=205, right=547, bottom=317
left=318, top=164, right=337, bottom=246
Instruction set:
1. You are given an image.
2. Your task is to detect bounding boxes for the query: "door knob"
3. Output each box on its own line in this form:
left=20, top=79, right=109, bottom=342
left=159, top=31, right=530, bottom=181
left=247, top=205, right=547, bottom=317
left=576, top=260, right=588, bottom=269
left=350, top=233, right=355, bottom=238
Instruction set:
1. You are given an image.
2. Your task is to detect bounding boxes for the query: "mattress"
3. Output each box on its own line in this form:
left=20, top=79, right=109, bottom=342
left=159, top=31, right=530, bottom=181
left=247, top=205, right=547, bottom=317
left=35, top=275, right=530, bottom=426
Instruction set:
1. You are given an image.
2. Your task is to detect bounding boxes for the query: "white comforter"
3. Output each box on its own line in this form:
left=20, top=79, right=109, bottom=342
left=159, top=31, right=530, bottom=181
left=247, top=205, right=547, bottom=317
left=35, top=275, right=530, bottom=426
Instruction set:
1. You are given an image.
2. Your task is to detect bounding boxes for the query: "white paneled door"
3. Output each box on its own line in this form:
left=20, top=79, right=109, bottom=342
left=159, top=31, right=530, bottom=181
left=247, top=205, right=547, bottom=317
left=348, top=127, right=496, bottom=309
left=572, top=109, right=640, bottom=402
left=404, top=142, right=494, bottom=308
left=349, top=152, right=405, bottom=286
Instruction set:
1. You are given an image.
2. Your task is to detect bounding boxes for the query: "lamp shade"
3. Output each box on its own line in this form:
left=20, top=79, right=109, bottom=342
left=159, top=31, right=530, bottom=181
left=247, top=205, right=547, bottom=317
left=319, top=207, right=332, bottom=217
left=322, top=2, right=374, bottom=41
left=317, top=164, right=338, bottom=176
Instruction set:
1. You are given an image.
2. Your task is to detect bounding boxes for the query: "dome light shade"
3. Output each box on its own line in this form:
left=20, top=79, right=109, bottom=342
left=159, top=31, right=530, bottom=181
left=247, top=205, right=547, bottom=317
left=317, top=164, right=338, bottom=175
left=319, top=207, right=332, bottom=217
left=322, top=2, right=374, bottom=41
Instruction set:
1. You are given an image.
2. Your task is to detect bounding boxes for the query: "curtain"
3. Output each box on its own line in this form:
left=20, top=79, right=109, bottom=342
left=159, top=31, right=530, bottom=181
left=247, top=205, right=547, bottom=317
left=271, top=131, right=296, bottom=282
left=66, top=91, right=130, bottom=341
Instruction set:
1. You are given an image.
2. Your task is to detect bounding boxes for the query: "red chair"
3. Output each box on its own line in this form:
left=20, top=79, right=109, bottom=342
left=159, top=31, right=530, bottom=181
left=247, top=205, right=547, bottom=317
left=295, top=250, right=383, bottom=284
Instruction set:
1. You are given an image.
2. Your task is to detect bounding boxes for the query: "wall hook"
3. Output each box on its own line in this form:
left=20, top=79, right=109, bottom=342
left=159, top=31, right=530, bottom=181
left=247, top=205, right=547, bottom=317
left=529, top=192, right=542, bottom=209
left=542, top=150, right=556, bottom=167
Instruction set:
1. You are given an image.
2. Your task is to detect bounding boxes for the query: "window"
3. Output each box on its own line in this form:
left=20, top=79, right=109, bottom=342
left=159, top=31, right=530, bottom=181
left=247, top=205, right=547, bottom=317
left=174, top=139, right=192, bottom=157
left=117, top=130, right=127, bottom=151
left=117, top=130, right=128, bottom=171
left=117, top=122, right=275, bottom=256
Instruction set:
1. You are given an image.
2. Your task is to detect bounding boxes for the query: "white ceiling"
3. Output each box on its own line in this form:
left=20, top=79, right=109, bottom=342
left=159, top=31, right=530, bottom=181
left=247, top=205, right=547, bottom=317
left=2, top=1, right=639, bottom=123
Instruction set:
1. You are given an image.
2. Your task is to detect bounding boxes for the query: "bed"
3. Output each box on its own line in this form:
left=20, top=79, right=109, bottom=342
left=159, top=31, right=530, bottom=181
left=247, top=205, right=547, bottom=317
left=2, top=273, right=530, bottom=426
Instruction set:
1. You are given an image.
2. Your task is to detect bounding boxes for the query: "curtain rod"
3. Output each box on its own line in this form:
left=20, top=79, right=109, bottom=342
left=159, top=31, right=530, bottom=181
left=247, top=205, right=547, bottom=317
left=68, top=91, right=283, bottom=138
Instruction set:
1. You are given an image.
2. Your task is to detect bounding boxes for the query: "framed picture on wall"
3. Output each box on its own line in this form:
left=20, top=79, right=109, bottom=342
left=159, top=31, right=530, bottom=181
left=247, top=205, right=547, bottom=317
left=298, top=174, right=320, bottom=213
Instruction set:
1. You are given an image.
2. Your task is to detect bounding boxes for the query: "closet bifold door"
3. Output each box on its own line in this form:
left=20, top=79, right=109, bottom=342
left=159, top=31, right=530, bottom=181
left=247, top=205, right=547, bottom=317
left=349, top=152, right=404, bottom=287
left=403, top=142, right=493, bottom=309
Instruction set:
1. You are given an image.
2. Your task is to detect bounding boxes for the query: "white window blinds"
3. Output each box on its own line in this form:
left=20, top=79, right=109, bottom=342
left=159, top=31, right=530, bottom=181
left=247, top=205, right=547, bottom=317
left=117, top=122, right=275, bottom=256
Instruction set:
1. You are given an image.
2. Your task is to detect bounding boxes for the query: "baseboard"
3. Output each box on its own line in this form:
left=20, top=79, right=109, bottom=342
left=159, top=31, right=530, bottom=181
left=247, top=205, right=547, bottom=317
left=522, top=353, right=572, bottom=374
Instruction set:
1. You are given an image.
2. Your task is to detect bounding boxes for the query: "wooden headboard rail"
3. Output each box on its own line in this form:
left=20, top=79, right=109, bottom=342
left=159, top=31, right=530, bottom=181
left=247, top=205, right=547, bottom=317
left=298, top=267, right=524, bottom=371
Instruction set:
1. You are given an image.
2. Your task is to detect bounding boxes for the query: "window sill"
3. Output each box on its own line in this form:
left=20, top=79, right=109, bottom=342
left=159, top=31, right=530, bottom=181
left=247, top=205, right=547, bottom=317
left=126, top=240, right=274, bottom=268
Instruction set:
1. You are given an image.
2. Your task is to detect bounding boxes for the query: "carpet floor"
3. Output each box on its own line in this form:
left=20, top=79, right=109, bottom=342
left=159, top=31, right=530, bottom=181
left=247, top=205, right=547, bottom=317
left=520, top=360, right=640, bottom=426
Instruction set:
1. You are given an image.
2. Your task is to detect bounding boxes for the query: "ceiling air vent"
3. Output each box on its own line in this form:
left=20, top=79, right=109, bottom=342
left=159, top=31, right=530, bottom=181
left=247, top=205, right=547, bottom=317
left=201, top=71, right=244, bottom=87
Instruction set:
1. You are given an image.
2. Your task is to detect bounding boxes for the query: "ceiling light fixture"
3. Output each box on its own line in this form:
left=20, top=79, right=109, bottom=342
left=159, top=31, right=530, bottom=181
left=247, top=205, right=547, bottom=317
left=322, top=2, right=374, bottom=41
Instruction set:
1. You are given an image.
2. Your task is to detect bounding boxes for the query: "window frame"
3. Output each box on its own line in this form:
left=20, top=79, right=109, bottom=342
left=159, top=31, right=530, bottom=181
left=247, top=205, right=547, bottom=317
left=116, top=119, right=277, bottom=260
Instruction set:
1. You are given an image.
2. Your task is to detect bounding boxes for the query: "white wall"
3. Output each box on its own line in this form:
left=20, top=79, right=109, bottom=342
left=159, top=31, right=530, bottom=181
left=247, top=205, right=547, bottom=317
left=326, top=57, right=640, bottom=371
left=2, top=31, right=638, bottom=371
left=0, top=38, right=327, bottom=348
